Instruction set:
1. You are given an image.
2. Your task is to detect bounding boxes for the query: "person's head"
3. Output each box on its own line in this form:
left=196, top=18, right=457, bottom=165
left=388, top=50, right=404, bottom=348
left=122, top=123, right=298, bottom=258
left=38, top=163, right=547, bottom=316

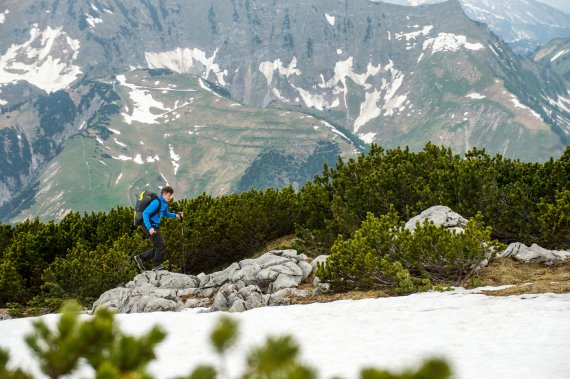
left=161, top=186, right=174, bottom=201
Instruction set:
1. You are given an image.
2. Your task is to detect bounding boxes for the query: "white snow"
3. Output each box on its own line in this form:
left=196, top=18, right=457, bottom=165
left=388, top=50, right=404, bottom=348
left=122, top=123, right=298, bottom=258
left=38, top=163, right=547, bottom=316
left=395, top=25, right=433, bottom=41
left=358, top=132, right=376, bottom=144
left=320, top=120, right=351, bottom=142
left=0, top=9, right=9, bottom=24
left=169, top=144, right=180, bottom=175
left=114, top=172, right=122, bottom=185
left=337, top=49, right=343, bottom=55
left=108, top=127, right=120, bottom=134
left=551, top=49, right=569, bottom=62
left=509, top=94, right=542, bottom=120
left=259, top=57, right=302, bottom=86
left=1, top=291, right=569, bottom=379
left=117, top=75, right=192, bottom=124
left=85, top=13, right=103, bottom=28
left=133, top=154, right=144, bottom=165
left=325, top=13, right=336, bottom=26
left=466, top=92, right=486, bottom=99
left=112, top=155, right=132, bottom=161
left=145, top=48, right=228, bottom=86
left=423, top=33, right=484, bottom=54
left=113, top=138, right=127, bottom=147
left=0, top=25, right=82, bottom=92
left=547, top=95, right=570, bottom=114
left=146, top=155, right=160, bottom=163
left=354, top=90, right=383, bottom=131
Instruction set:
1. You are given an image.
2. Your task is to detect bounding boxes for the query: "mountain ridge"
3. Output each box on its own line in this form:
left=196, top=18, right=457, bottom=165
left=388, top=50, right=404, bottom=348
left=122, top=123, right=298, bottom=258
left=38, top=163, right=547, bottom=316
left=0, top=0, right=569, bottom=222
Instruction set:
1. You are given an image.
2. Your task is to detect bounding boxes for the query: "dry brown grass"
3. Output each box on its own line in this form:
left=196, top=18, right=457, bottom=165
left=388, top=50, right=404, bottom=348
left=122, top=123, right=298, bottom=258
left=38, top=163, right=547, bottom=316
left=466, top=258, right=570, bottom=296
left=251, top=235, right=298, bottom=258
left=291, top=257, right=570, bottom=304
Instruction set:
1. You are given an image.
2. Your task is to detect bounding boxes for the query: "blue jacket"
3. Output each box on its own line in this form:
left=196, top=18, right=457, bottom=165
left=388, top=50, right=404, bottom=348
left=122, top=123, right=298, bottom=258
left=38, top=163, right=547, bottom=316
left=143, top=195, right=176, bottom=230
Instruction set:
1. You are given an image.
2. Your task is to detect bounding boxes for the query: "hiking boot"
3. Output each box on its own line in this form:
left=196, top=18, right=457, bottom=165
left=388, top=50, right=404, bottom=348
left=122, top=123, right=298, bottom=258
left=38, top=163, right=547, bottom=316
left=133, top=255, right=145, bottom=271
left=152, top=264, right=166, bottom=271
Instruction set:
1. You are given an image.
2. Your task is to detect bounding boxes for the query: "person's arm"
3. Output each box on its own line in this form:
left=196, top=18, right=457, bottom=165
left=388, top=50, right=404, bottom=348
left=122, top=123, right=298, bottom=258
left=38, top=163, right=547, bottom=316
left=143, top=199, right=160, bottom=230
left=165, top=210, right=177, bottom=219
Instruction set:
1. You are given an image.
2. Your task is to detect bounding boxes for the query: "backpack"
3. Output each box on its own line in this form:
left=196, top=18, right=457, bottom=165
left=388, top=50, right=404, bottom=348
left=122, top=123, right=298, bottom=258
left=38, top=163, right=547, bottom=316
left=133, top=191, right=159, bottom=226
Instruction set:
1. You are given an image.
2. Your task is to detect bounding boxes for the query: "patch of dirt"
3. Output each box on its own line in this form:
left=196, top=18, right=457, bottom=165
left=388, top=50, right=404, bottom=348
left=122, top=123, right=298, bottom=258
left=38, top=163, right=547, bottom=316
left=291, top=289, right=391, bottom=305
left=467, top=258, right=570, bottom=296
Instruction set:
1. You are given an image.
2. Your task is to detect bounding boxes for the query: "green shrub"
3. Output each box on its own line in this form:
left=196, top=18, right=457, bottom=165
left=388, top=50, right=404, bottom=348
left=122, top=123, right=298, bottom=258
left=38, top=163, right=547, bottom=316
left=318, top=209, right=503, bottom=294
left=538, top=189, right=570, bottom=248
left=38, top=233, right=143, bottom=306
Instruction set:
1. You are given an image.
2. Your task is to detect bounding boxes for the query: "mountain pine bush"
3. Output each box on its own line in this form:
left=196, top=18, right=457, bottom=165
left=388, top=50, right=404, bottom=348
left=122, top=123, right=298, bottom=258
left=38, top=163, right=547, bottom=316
left=0, top=143, right=568, bottom=309
left=317, top=208, right=504, bottom=293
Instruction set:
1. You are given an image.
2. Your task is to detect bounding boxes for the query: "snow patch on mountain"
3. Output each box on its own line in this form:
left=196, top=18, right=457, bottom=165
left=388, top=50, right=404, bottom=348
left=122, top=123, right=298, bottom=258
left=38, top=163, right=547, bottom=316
left=320, top=120, right=351, bottom=142
left=0, top=25, right=81, bottom=92
left=395, top=25, right=434, bottom=41
left=114, top=138, right=127, bottom=147
left=133, top=154, right=144, bottom=165
left=325, top=13, right=335, bottom=26
left=509, top=94, right=542, bottom=120
left=0, top=9, right=9, bottom=24
left=551, top=49, right=569, bottom=62
left=355, top=90, right=383, bottom=132
left=466, top=92, right=486, bottom=99
left=85, top=13, right=103, bottom=27
left=145, top=48, right=228, bottom=85
left=117, top=75, right=192, bottom=125
left=169, top=144, right=180, bottom=175
left=146, top=155, right=160, bottom=163
left=423, top=33, right=484, bottom=54
left=359, top=132, right=377, bottom=144
left=259, top=57, right=302, bottom=86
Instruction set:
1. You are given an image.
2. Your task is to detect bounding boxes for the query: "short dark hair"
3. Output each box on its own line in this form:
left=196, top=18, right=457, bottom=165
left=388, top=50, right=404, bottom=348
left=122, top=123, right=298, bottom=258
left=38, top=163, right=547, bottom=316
left=161, top=186, right=174, bottom=195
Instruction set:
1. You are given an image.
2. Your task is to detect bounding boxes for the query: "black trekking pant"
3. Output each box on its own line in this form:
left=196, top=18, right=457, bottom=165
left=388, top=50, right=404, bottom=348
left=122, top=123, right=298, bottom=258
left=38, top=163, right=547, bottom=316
left=141, top=226, right=166, bottom=267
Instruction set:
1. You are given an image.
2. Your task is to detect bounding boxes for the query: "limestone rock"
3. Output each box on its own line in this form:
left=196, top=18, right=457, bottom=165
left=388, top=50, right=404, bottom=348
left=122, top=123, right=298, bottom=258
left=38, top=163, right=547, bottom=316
left=405, top=205, right=467, bottom=233
left=500, top=243, right=570, bottom=265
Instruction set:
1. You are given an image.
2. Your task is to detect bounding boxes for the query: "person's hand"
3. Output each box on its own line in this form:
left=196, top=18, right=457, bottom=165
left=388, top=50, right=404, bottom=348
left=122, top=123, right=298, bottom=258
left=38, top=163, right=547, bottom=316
left=149, top=228, right=156, bottom=235
left=177, top=212, right=184, bottom=219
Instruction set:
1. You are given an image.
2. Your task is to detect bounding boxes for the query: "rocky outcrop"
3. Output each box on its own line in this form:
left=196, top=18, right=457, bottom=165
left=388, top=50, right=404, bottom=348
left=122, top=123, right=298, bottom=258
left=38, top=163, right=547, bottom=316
left=93, top=206, right=570, bottom=315
left=499, top=243, right=570, bottom=265
left=93, top=249, right=319, bottom=314
left=404, top=206, right=468, bottom=234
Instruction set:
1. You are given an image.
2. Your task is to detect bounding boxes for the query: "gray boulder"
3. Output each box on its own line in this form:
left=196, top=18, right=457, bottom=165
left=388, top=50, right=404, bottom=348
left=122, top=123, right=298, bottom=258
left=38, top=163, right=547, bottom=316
left=405, top=205, right=467, bottom=233
left=92, top=249, right=321, bottom=314
left=500, top=243, right=570, bottom=265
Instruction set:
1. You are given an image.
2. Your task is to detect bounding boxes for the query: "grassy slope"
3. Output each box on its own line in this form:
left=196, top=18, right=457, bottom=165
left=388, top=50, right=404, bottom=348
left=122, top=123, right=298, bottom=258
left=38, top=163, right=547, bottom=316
left=11, top=72, right=358, bottom=222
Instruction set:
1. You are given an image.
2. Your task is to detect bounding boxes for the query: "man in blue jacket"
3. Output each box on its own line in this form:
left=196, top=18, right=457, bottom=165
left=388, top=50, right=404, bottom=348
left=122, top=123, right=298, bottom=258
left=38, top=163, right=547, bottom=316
left=134, top=186, right=182, bottom=271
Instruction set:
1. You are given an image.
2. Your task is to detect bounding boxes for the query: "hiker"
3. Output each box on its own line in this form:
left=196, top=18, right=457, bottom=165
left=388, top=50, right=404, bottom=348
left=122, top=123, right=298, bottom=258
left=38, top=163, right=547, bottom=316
left=134, top=186, right=183, bottom=271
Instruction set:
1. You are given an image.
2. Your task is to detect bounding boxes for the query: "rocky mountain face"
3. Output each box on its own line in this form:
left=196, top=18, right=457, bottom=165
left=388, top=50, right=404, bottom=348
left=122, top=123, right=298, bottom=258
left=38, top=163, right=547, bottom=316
left=380, top=0, right=570, bottom=54
left=534, top=38, right=570, bottom=81
left=0, top=0, right=569, bottom=222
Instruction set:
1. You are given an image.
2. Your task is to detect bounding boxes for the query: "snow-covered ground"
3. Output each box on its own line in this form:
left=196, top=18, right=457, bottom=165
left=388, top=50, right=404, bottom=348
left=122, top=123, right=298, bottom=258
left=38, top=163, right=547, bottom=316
left=1, top=288, right=569, bottom=379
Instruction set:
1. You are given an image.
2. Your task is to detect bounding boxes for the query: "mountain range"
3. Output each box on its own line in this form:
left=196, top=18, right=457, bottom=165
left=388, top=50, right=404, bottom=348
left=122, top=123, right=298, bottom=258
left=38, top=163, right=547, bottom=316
left=0, top=0, right=569, bottom=222
left=379, top=0, right=570, bottom=54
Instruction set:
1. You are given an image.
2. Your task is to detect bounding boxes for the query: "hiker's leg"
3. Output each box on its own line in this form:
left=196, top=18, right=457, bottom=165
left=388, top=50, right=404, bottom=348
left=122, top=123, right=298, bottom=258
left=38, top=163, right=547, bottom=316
left=151, top=230, right=166, bottom=267
left=140, top=226, right=155, bottom=261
